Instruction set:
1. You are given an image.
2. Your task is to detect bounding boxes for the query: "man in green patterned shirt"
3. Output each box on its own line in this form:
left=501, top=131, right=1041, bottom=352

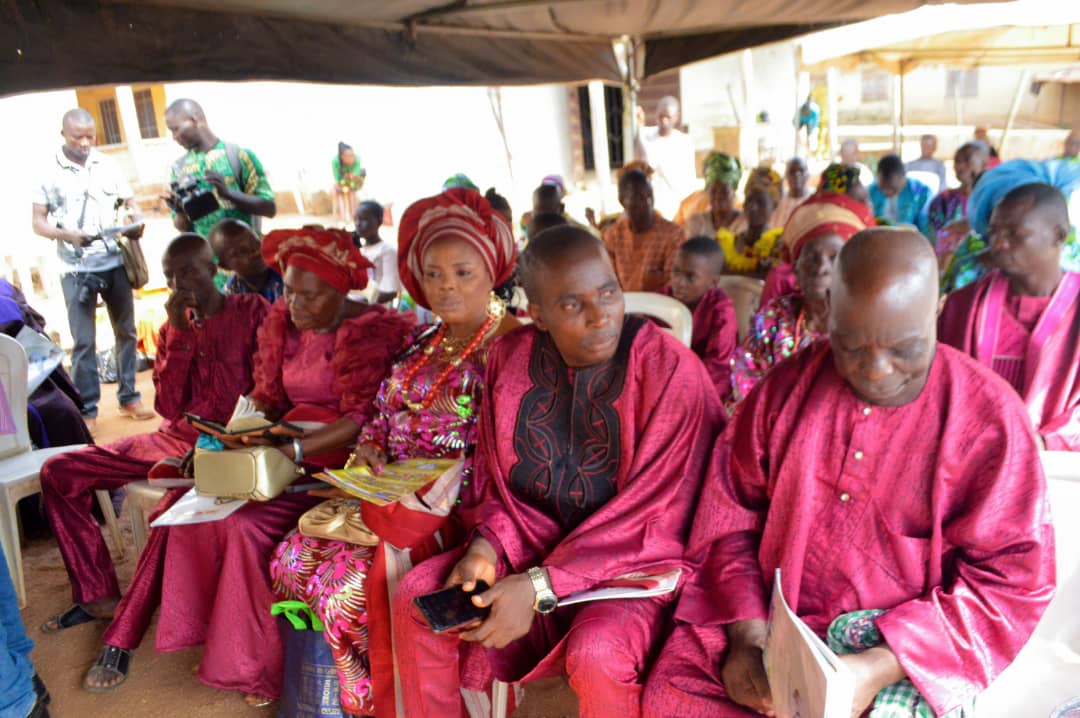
left=164, top=98, right=276, bottom=238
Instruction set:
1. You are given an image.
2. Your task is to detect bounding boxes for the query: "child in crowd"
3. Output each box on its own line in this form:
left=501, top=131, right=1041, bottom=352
left=207, top=218, right=285, bottom=302
left=352, top=200, right=401, bottom=305
left=667, top=236, right=738, bottom=399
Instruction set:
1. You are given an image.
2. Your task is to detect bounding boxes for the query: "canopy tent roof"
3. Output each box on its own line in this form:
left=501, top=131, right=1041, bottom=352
left=1033, top=64, right=1080, bottom=84
left=2, top=0, right=990, bottom=96
left=800, top=3, right=1080, bottom=73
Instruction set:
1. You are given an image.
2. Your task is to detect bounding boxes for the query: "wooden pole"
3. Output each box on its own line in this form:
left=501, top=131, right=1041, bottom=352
left=588, top=80, right=613, bottom=214
left=1000, top=68, right=1032, bottom=158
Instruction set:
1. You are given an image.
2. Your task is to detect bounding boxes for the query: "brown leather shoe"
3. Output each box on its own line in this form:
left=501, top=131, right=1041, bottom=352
left=118, top=402, right=155, bottom=420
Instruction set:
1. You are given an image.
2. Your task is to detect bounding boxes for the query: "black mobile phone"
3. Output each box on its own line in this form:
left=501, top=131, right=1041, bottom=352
left=413, top=581, right=491, bottom=634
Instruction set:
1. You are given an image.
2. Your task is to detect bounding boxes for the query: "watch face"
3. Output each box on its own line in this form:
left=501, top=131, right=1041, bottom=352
left=537, top=596, right=558, bottom=614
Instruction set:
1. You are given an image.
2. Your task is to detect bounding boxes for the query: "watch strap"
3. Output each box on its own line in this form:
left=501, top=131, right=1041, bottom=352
left=527, top=566, right=550, bottom=594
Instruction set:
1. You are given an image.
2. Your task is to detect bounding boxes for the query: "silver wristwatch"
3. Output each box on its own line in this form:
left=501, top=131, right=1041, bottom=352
left=528, top=566, right=558, bottom=614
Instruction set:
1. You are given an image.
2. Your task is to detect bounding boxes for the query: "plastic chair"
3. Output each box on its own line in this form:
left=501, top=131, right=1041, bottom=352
left=717, top=276, right=765, bottom=342
left=976, top=450, right=1080, bottom=716
left=0, top=333, right=120, bottom=607
left=623, top=292, right=693, bottom=348
left=124, top=480, right=169, bottom=555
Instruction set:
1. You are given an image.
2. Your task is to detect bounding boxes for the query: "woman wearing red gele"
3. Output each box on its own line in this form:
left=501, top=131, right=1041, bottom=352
left=271, top=188, right=519, bottom=716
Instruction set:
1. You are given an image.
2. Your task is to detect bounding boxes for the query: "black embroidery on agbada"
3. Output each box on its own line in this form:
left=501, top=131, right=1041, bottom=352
left=509, top=316, right=645, bottom=530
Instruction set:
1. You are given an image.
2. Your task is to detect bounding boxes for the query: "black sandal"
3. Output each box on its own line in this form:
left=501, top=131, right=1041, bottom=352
left=40, top=604, right=104, bottom=633
left=83, top=645, right=131, bottom=693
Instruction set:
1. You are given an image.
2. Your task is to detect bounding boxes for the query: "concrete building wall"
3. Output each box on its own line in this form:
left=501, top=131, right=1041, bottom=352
left=835, top=63, right=1076, bottom=130
left=680, top=43, right=801, bottom=171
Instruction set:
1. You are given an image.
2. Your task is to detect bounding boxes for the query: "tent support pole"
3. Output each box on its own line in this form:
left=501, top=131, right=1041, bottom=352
left=892, top=72, right=902, bottom=152
left=826, top=66, right=839, bottom=161
left=617, top=36, right=642, bottom=172
left=588, top=81, right=613, bottom=214
left=999, top=68, right=1031, bottom=158
left=740, top=49, right=756, bottom=166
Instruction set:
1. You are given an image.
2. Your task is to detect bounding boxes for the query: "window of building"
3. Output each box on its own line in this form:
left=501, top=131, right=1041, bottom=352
left=98, top=98, right=123, bottom=145
left=945, top=69, right=979, bottom=98
left=133, top=88, right=160, bottom=139
left=577, top=85, right=625, bottom=171
left=861, top=72, right=890, bottom=103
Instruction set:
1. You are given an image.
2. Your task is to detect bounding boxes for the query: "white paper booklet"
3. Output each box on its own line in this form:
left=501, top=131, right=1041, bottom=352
left=150, top=487, right=247, bottom=527
left=15, top=326, right=63, bottom=396
left=764, top=568, right=855, bottom=718
left=559, top=568, right=681, bottom=607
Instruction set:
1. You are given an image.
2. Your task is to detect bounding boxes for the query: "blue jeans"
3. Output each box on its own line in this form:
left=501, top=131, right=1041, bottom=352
left=0, top=543, right=34, bottom=718
left=60, top=265, right=140, bottom=418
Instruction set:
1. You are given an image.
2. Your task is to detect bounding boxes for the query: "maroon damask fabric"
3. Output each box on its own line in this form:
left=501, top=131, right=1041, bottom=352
left=392, top=318, right=724, bottom=716
left=508, top=318, right=642, bottom=530
left=646, top=342, right=1055, bottom=716
left=939, top=270, right=1080, bottom=450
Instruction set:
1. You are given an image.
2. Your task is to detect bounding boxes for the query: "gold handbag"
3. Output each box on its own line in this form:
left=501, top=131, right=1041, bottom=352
left=298, top=498, right=379, bottom=546
left=193, top=446, right=303, bottom=501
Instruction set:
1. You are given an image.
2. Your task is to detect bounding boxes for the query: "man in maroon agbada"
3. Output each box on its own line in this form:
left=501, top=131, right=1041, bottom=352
left=393, top=227, right=724, bottom=718
left=643, top=229, right=1055, bottom=717
left=939, top=182, right=1080, bottom=450
left=39, top=234, right=268, bottom=632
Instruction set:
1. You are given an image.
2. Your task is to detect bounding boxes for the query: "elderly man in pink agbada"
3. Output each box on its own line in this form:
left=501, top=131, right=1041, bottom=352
left=644, top=228, right=1055, bottom=717
left=939, top=182, right=1080, bottom=450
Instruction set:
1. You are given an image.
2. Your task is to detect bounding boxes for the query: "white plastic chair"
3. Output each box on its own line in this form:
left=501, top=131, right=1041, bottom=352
left=977, top=450, right=1080, bottom=716
left=623, top=292, right=693, bottom=348
left=0, top=333, right=122, bottom=606
left=716, top=276, right=764, bottom=342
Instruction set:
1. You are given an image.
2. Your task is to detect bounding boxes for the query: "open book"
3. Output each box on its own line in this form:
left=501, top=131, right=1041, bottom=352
left=150, top=487, right=247, bottom=527
left=559, top=568, right=681, bottom=607
left=764, top=568, right=855, bottom=718
left=314, top=458, right=460, bottom=506
left=184, top=396, right=303, bottom=442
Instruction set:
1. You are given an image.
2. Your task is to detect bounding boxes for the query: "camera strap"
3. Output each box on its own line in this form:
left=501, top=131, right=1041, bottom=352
left=76, top=164, right=91, bottom=231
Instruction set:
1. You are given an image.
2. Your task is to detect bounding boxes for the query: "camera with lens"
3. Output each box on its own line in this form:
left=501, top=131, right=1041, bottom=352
left=77, top=272, right=109, bottom=304
left=170, top=175, right=220, bottom=221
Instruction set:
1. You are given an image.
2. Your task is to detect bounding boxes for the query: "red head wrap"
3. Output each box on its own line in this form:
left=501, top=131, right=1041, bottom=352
left=782, top=192, right=876, bottom=262
left=262, top=227, right=372, bottom=295
left=397, top=188, right=517, bottom=309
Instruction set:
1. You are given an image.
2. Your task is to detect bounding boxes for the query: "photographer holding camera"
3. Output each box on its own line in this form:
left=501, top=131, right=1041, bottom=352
left=32, top=109, right=152, bottom=434
left=163, top=99, right=276, bottom=238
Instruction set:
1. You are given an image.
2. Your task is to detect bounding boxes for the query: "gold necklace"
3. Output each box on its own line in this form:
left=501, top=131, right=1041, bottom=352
left=402, top=293, right=506, bottom=412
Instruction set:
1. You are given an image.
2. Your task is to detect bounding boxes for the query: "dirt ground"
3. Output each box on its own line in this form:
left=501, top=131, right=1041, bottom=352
left=17, top=371, right=578, bottom=717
